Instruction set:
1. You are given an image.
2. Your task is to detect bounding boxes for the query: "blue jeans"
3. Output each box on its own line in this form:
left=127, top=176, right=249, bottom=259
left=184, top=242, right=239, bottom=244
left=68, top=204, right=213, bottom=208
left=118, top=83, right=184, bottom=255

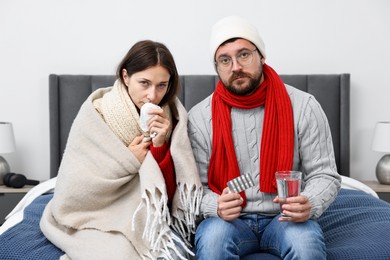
left=194, top=214, right=326, bottom=260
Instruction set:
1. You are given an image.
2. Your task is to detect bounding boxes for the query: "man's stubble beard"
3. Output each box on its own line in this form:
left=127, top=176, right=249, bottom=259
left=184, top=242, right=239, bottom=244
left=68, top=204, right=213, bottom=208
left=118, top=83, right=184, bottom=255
left=221, top=66, right=263, bottom=96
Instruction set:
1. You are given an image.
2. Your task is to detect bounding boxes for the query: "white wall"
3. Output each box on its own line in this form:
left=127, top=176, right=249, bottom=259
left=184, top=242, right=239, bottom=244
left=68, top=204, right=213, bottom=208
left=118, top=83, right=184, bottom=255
left=1, top=0, right=389, bottom=182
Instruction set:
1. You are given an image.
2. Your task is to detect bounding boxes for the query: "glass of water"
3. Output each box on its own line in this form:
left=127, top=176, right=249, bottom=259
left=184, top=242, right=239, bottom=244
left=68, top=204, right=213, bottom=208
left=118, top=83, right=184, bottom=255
left=275, top=171, right=302, bottom=219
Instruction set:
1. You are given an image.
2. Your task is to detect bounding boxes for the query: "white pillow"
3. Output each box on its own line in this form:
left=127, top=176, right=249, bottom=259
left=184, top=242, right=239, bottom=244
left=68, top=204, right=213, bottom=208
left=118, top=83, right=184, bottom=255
left=341, top=176, right=379, bottom=198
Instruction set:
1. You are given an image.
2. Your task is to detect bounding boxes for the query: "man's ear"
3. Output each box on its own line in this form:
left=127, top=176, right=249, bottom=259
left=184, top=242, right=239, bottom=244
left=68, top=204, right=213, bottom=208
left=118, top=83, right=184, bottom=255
left=260, top=57, right=265, bottom=65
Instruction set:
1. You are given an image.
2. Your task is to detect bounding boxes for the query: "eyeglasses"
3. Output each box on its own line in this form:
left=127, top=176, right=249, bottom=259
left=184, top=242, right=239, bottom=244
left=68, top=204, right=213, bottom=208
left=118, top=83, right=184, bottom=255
left=215, top=49, right=258, bottom=72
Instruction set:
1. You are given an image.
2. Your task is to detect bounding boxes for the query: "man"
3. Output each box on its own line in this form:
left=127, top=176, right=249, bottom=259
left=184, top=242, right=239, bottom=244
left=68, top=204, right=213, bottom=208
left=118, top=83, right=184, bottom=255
left=188, top=15, right=341, bottom=259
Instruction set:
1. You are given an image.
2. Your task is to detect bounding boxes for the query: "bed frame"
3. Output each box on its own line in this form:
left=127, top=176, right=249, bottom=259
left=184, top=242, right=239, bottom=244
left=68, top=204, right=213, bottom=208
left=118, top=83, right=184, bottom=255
left=7, top=72, right=390, bottom=260
left=49, top=74, right=350, bottom=179
left=5, top=73, right=390, bottom=260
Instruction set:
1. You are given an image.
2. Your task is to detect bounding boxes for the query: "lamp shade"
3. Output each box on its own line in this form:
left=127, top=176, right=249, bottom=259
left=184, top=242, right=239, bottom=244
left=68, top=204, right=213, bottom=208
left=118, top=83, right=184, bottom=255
left=0, top=122, right=16, bottom=154
left=372, top=122, right=390, bottom=153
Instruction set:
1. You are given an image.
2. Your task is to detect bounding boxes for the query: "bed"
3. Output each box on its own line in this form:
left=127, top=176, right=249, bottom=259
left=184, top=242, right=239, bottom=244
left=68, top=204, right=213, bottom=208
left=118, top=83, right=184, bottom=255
left=1, top=73, right=390, bottom=259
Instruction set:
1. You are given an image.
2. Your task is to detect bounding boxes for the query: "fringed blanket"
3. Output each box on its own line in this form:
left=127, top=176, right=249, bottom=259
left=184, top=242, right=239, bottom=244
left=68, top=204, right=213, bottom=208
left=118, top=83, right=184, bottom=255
left=40, top=85, right=202, bottom=260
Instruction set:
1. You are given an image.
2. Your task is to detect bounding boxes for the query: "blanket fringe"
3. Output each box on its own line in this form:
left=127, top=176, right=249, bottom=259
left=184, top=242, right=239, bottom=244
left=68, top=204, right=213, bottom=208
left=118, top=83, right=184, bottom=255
left=172, top=183, right=203, bottom=242
left=133, top=189, right=187, bottom=259
left=132, top=183, right=202, bottom=259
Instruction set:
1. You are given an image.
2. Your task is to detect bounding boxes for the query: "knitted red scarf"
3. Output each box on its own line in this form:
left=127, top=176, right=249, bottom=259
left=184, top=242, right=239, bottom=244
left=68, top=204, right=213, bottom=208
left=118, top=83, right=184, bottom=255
left=208, top=64, right=294, bottom=204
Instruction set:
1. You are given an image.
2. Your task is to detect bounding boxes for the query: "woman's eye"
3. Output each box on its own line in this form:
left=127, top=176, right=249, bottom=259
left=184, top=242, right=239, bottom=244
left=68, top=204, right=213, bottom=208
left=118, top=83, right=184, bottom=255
left=158, top=84, right=168, bottom=89
left=139, top=81, right=149, bottom=86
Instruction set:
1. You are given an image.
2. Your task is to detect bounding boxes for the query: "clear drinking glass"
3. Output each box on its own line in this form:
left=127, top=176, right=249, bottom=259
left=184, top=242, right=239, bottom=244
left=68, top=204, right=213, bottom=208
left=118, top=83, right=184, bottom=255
left=275, top=171, right=302, bottom=219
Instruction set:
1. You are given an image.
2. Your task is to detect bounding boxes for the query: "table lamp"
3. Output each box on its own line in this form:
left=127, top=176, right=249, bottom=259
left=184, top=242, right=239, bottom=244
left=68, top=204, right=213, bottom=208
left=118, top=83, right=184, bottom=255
left=372, top=121, right=390, bottom=184
left=0, top=122, right=16, bottom=185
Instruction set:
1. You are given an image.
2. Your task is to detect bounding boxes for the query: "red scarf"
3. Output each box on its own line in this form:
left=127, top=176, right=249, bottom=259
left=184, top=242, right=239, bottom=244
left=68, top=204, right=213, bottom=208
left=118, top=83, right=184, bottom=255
left=208, top=64, right=294, bottom=204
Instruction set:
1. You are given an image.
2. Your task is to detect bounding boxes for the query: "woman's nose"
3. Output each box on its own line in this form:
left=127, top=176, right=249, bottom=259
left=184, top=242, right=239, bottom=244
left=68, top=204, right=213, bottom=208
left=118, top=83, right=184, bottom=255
left=146, top=87, right=157, bottom=101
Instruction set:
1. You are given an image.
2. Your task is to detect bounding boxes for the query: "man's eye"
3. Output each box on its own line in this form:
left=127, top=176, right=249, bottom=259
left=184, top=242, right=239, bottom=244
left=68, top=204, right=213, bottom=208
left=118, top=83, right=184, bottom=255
left=239, top=51, right=250, bottom=59
left=219, top=57, right=231, bottom=64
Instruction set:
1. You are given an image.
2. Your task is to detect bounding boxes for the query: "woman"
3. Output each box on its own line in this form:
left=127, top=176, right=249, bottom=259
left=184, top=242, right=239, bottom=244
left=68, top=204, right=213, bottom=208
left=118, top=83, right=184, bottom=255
left=40, top=40, right=202, bottom=259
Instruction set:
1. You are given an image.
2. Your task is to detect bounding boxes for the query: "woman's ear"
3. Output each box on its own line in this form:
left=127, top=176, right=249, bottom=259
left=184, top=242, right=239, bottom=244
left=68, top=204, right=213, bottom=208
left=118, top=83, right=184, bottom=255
left=122, top=69, right=129, bottom=86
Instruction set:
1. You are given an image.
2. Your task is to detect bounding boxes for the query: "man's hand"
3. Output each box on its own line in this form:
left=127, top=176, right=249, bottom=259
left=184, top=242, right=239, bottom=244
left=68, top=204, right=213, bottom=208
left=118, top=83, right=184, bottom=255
left=217, top=187, right=243, bottom=221
left=273, top=195, right=311, bottom=222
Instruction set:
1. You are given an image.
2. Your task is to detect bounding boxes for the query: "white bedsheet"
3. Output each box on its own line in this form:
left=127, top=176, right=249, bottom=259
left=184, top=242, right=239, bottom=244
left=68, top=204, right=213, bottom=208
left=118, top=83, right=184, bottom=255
left=0, top=176, right=378, bottom=235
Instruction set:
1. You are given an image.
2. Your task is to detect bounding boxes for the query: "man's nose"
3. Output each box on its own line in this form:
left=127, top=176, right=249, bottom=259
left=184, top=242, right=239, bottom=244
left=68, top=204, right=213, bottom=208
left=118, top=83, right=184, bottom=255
left=231, top=58, right=243, bottom=71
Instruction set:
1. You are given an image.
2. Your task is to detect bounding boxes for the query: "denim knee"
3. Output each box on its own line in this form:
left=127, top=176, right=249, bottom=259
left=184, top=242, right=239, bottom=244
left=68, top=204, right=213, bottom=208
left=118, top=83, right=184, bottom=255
left=195, top=218, right=242, bottom=260
left=264, top=219, right=326, bottom=260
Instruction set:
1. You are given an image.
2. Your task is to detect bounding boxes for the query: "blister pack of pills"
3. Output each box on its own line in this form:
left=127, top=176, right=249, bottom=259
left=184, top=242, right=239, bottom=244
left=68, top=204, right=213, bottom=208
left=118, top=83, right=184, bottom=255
left=227, top=174, right=255, bottom=193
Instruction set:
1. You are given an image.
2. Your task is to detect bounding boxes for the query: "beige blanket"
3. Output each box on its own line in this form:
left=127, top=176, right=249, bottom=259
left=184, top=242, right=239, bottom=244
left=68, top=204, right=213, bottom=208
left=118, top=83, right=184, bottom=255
left=40, top=86, right=202, bottom=259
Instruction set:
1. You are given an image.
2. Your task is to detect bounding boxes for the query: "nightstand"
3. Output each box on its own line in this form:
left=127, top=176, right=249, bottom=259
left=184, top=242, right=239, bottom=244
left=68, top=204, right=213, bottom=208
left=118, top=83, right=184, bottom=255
left=359, top=180, right=390, bottom=203
left=0, top=185, right=33, bottom=225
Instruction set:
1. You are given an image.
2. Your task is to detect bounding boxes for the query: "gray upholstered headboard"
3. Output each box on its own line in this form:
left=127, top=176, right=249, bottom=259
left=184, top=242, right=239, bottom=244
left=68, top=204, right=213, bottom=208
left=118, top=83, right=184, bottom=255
left=49, top=74, right=350, bottom=178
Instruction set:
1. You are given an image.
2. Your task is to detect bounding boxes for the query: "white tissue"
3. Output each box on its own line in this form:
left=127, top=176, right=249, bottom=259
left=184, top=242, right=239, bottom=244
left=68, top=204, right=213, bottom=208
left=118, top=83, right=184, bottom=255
left=139, top=103, right=160, bottom=132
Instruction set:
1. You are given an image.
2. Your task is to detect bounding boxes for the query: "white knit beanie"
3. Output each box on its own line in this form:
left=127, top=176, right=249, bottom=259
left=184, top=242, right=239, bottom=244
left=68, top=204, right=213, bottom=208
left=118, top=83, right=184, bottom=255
left=210, top=15, right=266, bottom=63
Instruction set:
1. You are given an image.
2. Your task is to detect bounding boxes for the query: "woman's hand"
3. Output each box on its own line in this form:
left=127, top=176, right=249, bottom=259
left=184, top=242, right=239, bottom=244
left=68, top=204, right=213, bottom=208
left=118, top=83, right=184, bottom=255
left=147, top=108, right=170, bottom=147
left=128, top=135, right=151, bottom=163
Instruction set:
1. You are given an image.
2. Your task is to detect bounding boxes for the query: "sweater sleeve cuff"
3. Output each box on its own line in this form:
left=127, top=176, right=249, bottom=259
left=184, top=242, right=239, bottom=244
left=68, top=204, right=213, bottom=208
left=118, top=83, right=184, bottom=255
left=150, top=142, right=168, bottom=163
left=201, top=192, right=220, bottom=218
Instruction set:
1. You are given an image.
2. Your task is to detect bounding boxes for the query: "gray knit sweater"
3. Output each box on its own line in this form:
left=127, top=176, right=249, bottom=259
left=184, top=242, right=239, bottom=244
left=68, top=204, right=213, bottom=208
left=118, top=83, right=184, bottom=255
left=188, top=84, right=341, bottom=220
